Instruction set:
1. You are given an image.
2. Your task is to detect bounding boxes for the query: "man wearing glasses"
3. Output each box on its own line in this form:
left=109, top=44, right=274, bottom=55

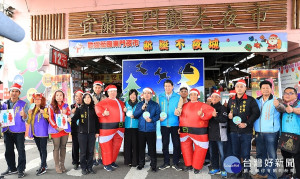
left=275, top=87, right=300, bottom=179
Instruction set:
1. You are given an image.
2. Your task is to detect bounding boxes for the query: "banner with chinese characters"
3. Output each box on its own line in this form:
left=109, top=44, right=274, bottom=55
left=94, top=74, right=122, bottom=84
left=251, top=69, right=281, bottom=99
left=69, top=0, right=286, bottom=39
left=69, top=32, right=287, bottom=57
left=279, top=61, right=300, bottom=94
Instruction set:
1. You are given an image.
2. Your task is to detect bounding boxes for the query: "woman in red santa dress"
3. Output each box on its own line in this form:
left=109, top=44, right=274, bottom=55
left=95, top=84, right=125, bottom=172
left=179, top=88, right=215, bottom=174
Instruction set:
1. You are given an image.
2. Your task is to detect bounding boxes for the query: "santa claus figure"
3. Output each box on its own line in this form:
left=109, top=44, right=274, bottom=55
left=95, top=85, right=125, bottom=171
left=266, top=34, right=281, bottom=52
left=179, top=88, right=215, bottom=174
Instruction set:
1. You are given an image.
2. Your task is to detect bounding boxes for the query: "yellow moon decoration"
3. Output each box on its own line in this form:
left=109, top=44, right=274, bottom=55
left=184, top=66, right=200, bottom=86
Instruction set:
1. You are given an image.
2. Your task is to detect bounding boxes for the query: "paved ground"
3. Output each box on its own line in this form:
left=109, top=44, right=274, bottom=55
left=0, top=138, right=293, bottom=179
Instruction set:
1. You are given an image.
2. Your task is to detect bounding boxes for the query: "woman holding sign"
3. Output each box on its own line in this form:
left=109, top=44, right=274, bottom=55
left=48, top=89, right=71, bottom=174
left=27, top=93, right=49, bottom=176
left=123, top=89, right=139, bottom=167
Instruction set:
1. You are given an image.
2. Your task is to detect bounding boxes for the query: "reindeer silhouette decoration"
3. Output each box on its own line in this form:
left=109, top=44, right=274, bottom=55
left=136, top=62, right=148, bottom=75
left=154, top=67, right=170, bottom=84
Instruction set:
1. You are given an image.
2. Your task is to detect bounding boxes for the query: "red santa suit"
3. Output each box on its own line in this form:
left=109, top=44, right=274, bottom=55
left=179, top=89, right=214, bottom=170
left=95, top=85, right=125, bottom=166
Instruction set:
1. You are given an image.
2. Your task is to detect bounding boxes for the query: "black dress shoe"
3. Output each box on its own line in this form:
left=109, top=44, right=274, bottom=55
left=151, top=167, right=157, bottom=172
left=137, top=165, right=144, bottom=170
left=194, top=169, right=200, bottom=174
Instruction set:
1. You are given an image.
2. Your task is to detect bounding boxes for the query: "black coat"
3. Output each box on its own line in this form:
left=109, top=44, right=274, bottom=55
left=208, top=102, right=228, bottom=141
left=227, top=93, right=260, bottom=134
left=71, top=104, right=99, bottom=134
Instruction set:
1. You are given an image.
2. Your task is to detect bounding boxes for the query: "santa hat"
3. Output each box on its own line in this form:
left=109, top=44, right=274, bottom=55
left=189, top=88, right=200, bottom=96
left=32, top=93, right=43, bottom=99
left=235, top=79, right=246, bottom=87
left=104, top=85, right=117, bottom=92
left=10, top=83, right=22, bottom=91
left=143, top=87, right=155, bottom=96
left=270, top=34, right=278, bottom=39
left=207, top=96, right=212, bottom=100
left=74, top=90, right=84, bottom=95
left=229, top=90, right=236, bottom=95
left=211, top=90, right=221, bottom=97
left=93, top=81, right=104, bottom=87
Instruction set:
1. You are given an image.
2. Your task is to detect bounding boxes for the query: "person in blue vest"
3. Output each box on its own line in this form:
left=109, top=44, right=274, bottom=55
left=123, top=89, right=139, bottom=167
left=276, top=87, right=300, bottom=179
left=158, top=80, right=182, bottom=171
left=252, top=80, right=282, bottom=179
left=1, top=83, right=29, bottom=178
left=27, top=93, right=49, bottom=176
left=134, top=87, right=160, bottom=172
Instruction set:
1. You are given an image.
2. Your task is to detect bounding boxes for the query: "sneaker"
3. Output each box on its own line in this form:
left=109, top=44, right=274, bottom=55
left=184, top=166, right=193, bottom=172
left=36, top=167, right=46, bottom=176
left=81, top=169, right=88, bottom=175
left=93, top=160, right=99, bottom=166
left=103, top=165, right=113, bottom=172
left=209, top=169, right=221, bottom=175
left=88, top=168, right=96, bottom=174
left=221, top=171, right=227, bottom=178
left=172, top=164, right=183, bottom=171
left=158, top=164, right=171, bottom=170
left=111, top=162, right=119, bottom=169
left=1, top=169, right=18, bottom=176
left=98, top=159, right=103, bottom=165
left=194, top=169, right=200, bottom=174
left=18, top=171, right=25, bottom=178
left=137, top=165, right=144, bottom=170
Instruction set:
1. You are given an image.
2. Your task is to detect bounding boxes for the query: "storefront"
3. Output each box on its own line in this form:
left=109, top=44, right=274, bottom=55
left=1, top=0, right=300, bottom=103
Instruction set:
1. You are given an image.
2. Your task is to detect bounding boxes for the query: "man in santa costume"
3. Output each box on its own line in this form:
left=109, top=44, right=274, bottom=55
left=95, top=84, right=125, bottom=172
left=1, top=83, right=29, bottom=178
left=179, top=88, right=215, bottom=174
